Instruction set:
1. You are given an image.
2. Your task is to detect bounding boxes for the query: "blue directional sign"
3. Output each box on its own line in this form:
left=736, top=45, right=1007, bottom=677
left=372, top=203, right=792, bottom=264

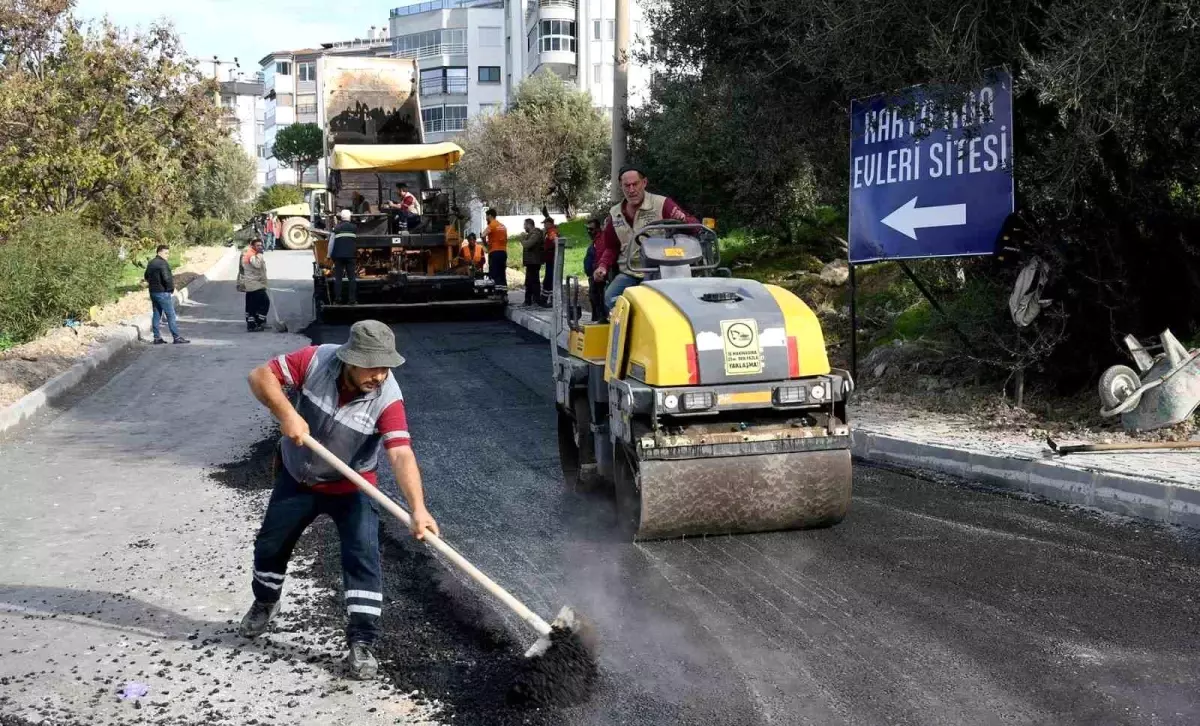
left=848, top=70, right=1014, bottom=264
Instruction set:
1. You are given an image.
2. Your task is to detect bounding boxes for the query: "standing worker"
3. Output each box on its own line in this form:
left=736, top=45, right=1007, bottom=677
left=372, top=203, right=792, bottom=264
left=143, top=245, right=189, bottom=345
left=239, top=320, right=439, bottom=680
left=239, top=239, right=270, bottom=332
left=521, top=218, right=545, bottom=307
left=483, top=208, right=508, bottom=292
left=272, top=214, right=283, bottom=251
left=540, top=217, right=558, bottom=308
left=582, top=218, right=606, bottom=322
left=593, top=164, right=697, bottom=314
left=329, top=209, right=359, bottom=305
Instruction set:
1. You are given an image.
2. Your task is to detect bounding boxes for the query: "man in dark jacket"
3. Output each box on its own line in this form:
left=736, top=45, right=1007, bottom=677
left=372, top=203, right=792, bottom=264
left=329, top=209, right=359, bottom=305
left=144, top=245, right=189, bottom=345
left=521, top=218, right=545, bottom=307
left=582, top=218, right=606, bottom=323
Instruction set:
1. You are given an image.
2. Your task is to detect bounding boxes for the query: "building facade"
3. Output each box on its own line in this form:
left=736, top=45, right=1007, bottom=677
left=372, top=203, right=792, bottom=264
left=516, top=0, right=650, bottom=116
left=388, top=0, right=508, bottom=142
left=218, top=79, right=268, bottom=190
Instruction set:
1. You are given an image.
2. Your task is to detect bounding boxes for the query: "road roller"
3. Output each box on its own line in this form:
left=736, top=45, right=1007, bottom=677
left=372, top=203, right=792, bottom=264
left=551, top=221, right=854, bottom=540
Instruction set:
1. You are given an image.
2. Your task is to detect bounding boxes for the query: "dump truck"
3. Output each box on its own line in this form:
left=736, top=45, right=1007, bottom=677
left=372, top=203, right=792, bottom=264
left=551, top=222, right=854, bottom=540
left=308, top=55, right=504, bottom=320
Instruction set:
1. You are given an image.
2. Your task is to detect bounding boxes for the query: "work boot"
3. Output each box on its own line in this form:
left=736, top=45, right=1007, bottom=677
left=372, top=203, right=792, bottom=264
left=173, top=337, right=191, bottom=345
left=346, top=641, right=378, bottom=680
left=238, top=600, right=279, bottom=638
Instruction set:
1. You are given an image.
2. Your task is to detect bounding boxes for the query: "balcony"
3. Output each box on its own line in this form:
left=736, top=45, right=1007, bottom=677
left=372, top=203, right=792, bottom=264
left=296, top=104, right=318, bottom=115
left=394, top=42, right=467, bottom=59
left=527, top=0, right=576, bottom=22
left=420, top=78, right=468, bottom=96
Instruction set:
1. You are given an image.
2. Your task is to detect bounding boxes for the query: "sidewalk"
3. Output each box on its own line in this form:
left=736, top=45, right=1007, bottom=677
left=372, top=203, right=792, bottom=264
left=503, top=297, right=1200, bottom=530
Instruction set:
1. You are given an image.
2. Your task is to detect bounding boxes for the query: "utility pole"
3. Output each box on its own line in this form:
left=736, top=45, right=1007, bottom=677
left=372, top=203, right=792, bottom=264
left=610, top=0, right=630, bottom=200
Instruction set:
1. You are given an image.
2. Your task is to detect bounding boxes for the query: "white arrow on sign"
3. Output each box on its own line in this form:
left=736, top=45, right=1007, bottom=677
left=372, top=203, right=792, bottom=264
left=881, top=197, right=967, bottom=240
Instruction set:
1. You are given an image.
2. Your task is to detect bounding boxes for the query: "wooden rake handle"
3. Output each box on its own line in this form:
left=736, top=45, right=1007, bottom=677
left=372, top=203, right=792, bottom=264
left=300, top=434, right=552, bottom=637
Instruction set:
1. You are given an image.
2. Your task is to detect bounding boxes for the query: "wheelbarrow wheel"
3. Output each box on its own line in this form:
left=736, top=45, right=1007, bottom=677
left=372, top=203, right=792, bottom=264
left=1099, top=364, right=1142, bottom=411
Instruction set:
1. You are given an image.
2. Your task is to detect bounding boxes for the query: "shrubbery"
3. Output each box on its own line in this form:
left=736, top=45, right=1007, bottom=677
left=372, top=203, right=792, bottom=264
left=0, top=213, right=123, bottom=343
left=186, top=216, right=233, bottom=248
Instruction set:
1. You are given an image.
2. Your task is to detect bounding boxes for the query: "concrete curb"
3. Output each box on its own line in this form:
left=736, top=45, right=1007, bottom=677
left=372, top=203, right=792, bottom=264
left=500, top=302, right=1200, bottom=530
left=0, top=246, right=240, bottom=434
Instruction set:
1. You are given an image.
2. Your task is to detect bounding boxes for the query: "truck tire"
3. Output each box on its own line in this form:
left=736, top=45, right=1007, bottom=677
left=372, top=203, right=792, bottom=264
left=280, top=217, right=313, bottom=250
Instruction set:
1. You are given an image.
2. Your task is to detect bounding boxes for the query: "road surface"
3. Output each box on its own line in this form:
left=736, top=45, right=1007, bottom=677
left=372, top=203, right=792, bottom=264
left=1, top=250, right=1198, bottom=726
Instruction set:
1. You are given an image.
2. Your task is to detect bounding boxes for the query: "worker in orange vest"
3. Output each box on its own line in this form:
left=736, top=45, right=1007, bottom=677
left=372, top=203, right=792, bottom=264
left=458, top=233, right=485, bottom=270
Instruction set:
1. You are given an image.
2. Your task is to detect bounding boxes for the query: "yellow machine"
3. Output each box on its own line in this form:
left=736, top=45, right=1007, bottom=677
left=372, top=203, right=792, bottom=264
left=551, top=222, right=853, bottom=540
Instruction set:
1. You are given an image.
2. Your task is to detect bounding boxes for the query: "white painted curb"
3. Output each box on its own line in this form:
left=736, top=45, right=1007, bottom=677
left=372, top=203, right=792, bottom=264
left=0, top=247, right=240, bottom=434
left=503, top=302, right=1200, bottom=530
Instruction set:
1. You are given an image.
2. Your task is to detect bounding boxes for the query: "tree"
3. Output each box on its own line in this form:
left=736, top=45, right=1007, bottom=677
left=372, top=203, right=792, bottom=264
left=189, top=137, right=257, bottom=223
left=635, top=0, right=1200, bottom=386
left=450, top=71, right=609, bottom=214
left=272, top=123, right=323, bottom=183
left=254, top=184, right=304, bottom=214
left=0, top=2, right=226, bottom=244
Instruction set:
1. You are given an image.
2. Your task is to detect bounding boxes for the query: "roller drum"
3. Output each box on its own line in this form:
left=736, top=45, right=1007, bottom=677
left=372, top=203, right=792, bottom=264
left=618, top=449, right=852, bottom=540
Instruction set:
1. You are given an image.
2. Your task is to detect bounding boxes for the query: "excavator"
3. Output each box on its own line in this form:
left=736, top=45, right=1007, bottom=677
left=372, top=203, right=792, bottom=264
left=551, top=221, right=854, bottom=540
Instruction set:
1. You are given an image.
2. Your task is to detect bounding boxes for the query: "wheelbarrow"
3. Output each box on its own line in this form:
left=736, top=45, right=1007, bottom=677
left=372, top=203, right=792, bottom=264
left=1098, top=329, right=1200, bottom=432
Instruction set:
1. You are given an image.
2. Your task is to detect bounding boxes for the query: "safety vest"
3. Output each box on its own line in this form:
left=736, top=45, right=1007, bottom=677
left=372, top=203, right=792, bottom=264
left=610, top=193, right=668, bottom=272
left=460, top=241, right=484, bottom=265
left=277, top=344, right=403, bottom=485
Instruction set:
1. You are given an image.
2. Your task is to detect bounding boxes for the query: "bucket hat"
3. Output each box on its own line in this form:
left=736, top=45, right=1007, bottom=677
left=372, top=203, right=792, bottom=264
left=336, top=320, right=405, bottom=369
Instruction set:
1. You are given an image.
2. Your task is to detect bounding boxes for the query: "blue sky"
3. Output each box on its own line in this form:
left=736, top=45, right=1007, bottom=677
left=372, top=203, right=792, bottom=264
left=74, top=0, right=403, bottom=75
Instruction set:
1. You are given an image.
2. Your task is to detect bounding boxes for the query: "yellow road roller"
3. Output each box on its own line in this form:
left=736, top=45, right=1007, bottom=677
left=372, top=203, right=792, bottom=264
left=551, top=222, right=854, bottom=540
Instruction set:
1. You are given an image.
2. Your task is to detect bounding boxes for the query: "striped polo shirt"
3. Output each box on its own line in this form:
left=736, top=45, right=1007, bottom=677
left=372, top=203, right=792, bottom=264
left=269, top=345, right=411, bottom=495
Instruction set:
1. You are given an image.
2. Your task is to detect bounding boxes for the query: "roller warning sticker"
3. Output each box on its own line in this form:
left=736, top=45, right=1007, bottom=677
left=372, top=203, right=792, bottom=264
left=720, top=319, right=764, bottom=375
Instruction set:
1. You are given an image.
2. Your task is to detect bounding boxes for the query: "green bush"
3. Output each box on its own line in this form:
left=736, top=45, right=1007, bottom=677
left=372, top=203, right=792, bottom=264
left=254, top=184, right=304, bottom=214
left=186, top=216, right=233, bottom=247
left=0, top=213, right=123, bottom=343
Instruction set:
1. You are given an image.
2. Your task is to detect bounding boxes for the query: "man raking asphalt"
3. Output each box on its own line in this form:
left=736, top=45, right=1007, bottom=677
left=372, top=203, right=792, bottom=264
left=240, top=320, right=437, bottom=679
left=239, top=321, right=597, bottom=703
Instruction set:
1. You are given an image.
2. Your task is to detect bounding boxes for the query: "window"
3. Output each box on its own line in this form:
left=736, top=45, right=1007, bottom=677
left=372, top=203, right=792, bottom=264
left=420, top=67, right=467, bottom=95
left=275, top=61, right=291, bottom=76
left=444, top=105, right=468, bottom=132
left=634, top=21, right=643, bottom=37
left=593, top=19, right=601, bottom=40
left=422, top=106, right=444, bottom=134
left=538, top=20, right=577, bottom=53
left=478, top=26, right=502, bottom=47
left=479, top=103, right=500, bottom=115
left=296, top=94, right=317, bottom=115
left=297, top=62, right=315, bottom=82
left=478, top=66, right=501, bottom=83
left=592, top=63, right=601, bottom=84
left=607, top=20, right=614, bottom=40
left=275, top=93, right=293, bottom=107
left=257, top=144, right=268, bottom=159
left=392, top=28, right=467, bottom=58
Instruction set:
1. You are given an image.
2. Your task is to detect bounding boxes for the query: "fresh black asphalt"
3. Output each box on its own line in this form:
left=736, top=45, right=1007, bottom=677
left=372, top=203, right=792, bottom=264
left=301, top=317, right=1200, bottom=725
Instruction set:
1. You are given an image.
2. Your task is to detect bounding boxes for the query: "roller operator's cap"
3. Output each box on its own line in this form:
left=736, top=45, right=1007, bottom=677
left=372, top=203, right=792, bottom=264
left=336, top=320, right=406, bottom=369
left=618, top=162, right=647, bottom=178
left=339, top=209, right=352, bottom=221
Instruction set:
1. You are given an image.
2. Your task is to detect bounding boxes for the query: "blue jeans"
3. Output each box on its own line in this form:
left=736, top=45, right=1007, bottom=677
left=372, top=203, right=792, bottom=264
left=264, top=232, right=275, bottom=251
left=251, top=463, right=383, bottom=645
left=149, top=292, right=180, bottom=340
left=603, top=273, right=641, bottom=313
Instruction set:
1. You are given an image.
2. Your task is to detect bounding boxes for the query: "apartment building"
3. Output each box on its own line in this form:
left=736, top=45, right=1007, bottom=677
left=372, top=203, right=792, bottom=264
left=259, top=31, right=393, bottom=187
left=387, top=0, right=508, bottom=141
left=217, top=78, right=268, bottom=190
left=517, top=0, right=651, bottom=115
